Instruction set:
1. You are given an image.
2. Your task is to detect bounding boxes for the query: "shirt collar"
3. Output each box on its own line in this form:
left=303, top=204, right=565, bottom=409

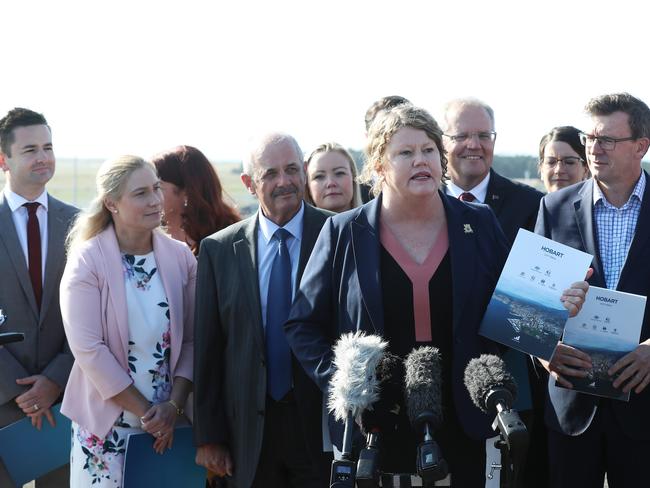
left=258, top=201, right=304, bottom=244
left=447, top=171, right=491, bottom=203
left=3, top=186, right=49, bottom=213
left=593, top=172, right=646, bottom=208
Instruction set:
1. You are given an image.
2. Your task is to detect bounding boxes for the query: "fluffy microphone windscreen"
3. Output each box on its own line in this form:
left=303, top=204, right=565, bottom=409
left=328, top=332, right=388, bottom=421
left=360, top=352, right=405, bottom=434
left=464, top=354, right=518, bottom=413
left=404, top=346, right=443, bottom=428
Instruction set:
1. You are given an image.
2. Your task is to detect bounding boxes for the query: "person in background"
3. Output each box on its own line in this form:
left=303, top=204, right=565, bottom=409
left=0, top=107, right=77, bottom=487
left=285, top=104, right=588, bottom=486
left=304, top=142, right=362, bottom=213
left=152, top=145, right=240, bottom=256
left=193, top=133, right=332, bottom=487
left=536, top=93, right=650, bottom=488
left=60, top=155, right=196, bottom=487
left=442, top=97, right=547, bottom=487
left=538, top=126, right=589, bottom=193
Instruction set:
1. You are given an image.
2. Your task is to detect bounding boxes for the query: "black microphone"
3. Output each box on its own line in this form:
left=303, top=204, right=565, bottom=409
left=328, top=332, right=387, bottom=488
left=404, top=346, right=448, bottom=485
left=0, top=333, right=25, bottom=346
left=464, top=354, right=529, bottom=488
left=356, top=352, right=405, bottom=487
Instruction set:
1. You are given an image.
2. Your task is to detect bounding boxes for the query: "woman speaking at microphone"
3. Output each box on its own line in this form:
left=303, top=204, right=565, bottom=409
left=59, top=155, right=196, bottom=487
left=285, top=104, right=588, bottom=486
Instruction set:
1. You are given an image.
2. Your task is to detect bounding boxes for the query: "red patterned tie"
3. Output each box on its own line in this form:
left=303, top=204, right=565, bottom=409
left=459, top=192, right=476, bottom=202
left=24, top=203, right=42, bottom=309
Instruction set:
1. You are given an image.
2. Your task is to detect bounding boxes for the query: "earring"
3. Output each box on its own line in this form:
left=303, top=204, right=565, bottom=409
left=113, top=209, right=118, bottom=214
left=183, top=199, right=188, bottom=208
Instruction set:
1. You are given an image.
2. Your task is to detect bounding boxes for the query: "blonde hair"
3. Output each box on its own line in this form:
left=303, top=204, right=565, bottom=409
left=359, top=104, right=447, bottom=197
left=66, top=155, right=154, bottom=250
left=304, top=142, right=362, bottom=209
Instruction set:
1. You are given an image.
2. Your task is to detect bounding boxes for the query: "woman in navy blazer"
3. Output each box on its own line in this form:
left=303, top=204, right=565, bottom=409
left=285, top=104, right=588, bottom=486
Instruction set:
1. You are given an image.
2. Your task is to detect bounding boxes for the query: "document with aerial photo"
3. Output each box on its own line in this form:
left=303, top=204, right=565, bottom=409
left=479, top=229, right=593, bottom=360
left=561, top=286, right=646, bottom=402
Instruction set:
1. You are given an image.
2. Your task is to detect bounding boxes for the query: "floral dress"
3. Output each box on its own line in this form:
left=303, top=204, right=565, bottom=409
left=70, top=252, right=172, bottom=487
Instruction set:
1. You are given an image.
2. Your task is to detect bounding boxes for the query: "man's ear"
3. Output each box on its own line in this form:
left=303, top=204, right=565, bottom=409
left=0, top=152, right=7, bottom=172
left=241, top=173, right=256, bottom=196
left=636, top=137, right=650, bottom=160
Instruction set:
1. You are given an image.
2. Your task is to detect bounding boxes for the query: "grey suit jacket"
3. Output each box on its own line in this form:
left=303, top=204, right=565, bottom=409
left=193, top=204, right=331, bottom=488
left=0, top=192, right=78, bottom=426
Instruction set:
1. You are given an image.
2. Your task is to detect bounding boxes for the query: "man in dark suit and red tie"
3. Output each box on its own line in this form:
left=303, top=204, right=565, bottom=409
left=441, top=98, right=546, bottom=487
left=193, top=133, right=331, bottom=488
left=0, top=108, right=77, bottom=486
left=536, top=93, right=650, bottom=488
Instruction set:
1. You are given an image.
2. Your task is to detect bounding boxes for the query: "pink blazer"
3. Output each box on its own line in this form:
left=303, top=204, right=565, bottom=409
left=60, top=225, right=196, bottom=437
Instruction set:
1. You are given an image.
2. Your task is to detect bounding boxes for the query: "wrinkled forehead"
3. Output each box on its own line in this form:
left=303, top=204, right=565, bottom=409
left=588, top=111, right=631, bottom=136
left=446, top=104, right=494, bottom=132
left=256, top=139, right=302, bottom=171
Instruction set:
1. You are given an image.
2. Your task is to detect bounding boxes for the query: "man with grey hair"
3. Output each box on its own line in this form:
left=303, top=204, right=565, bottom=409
left=536, top=93, right=650, bottom=487
left=193, top=133, right=332, bottom=487
left=442, top=98, right=547, bottom=487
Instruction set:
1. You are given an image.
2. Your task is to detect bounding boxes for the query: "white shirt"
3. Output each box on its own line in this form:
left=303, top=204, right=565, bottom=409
left=3, top=186, right=49, bottom=282
left=446, top=172, right=491, bottom=203
left=257, top=202, right=304, bottom=330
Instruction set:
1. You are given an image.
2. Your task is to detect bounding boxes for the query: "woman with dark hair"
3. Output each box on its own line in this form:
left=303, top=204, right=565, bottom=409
left=538, top=126, right=589, bottom=193
left=152, top=145, right=240, bottom=255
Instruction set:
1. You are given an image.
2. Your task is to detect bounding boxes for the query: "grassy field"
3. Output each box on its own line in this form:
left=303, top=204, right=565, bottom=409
left=0, top=158, right=258, bottom=215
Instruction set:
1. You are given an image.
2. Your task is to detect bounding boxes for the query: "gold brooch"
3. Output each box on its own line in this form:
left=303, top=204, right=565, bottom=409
left=464, top=224, right=473, bottom=234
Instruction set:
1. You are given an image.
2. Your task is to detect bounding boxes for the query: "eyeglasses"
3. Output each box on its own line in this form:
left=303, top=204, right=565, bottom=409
left=540, top=157, right=584, bottom=168
left=579, top=132, right=636, bottom=151
left=444, top=131, right=497, bottom=143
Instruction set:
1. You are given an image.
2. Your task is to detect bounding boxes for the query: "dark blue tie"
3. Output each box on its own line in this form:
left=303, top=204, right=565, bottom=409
left=266, top=228, right=293, bottom=400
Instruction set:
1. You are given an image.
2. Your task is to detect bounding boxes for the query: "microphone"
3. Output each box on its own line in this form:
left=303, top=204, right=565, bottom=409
left=356, top=352, right=405, bottom=487
left=328, top=332, right=387, bottom=488
left=404, top=347, right=448, bottom=484
left=464, top=354, right=528, bottom=488
left=0, top=333, right=25, bottom=346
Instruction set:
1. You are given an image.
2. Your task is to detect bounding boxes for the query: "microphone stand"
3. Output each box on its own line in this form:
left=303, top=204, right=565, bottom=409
left=330, top=411, right=357, bottom=488
left=490, top=401, right=528, bottom=488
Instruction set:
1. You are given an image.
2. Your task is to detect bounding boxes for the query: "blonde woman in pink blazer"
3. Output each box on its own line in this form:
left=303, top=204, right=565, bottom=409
left=59, top=155, right=196, bottom=487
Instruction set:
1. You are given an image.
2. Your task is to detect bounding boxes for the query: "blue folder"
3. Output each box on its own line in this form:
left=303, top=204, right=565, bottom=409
left=122, top=425, right=205, bottom=487
left=0, top=403, right=71, bottom=487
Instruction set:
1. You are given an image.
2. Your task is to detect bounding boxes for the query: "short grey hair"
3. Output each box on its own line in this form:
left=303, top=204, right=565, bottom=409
left=242, top=132, right=303, bottom=176
left=442, top=97, right=495, bottom=131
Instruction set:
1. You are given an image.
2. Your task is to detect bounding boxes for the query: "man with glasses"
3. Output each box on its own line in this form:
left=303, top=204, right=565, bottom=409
left=536, top=93, right=650, bottom=487
left=442, top=98, right=547, bottom=487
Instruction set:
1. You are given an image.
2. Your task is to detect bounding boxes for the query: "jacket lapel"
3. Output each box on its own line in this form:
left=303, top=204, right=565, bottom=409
left=485, top=169, right=505, bottom=216
left=39, top=196, right=69, bottom=324
left=97, top=226, right=131, bottom=358
left=298, top=204, right=324, bottom=282
left=618, top=171, right=650, bottom=289
left=0, top=194, right=39, bottom=319
left=351, top=197, right=384, bottom=334
left=573, top=182, right=605, bottom=286
left=234, top=215, right=265, bottom=353
left=441, top=192, right=477, bottom=334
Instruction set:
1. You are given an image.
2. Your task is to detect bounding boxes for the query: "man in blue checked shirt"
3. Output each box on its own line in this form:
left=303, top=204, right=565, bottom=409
left=535, top=93, right=650, bottom=488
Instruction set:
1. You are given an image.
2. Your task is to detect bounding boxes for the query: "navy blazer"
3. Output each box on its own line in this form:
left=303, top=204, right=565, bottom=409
left=285, top=192, right=509, bottom=443
left=535, top=174, right=650, bottom=439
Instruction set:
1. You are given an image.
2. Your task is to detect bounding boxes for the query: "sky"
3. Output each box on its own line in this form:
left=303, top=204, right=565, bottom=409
left=2, top=0, right=649, bottom=161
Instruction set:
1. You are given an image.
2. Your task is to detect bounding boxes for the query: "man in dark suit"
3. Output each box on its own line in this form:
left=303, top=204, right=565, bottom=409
left=0, top=108, right=77, bottom=486
left=193, top=133, right=332, bottom=488
left=536, top=93, right=650, bottom=488
left=441, top=98, right=546, bottom=487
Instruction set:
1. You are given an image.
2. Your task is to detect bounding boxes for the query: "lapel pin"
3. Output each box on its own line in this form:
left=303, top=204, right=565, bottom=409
left=0, top=309, right=5, bottom=326
left=492, top=195, right=499, bottom=200
left=464, top=224, right=473, bottom=234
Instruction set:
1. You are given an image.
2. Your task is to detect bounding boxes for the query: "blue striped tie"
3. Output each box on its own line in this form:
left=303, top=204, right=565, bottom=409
left=266, top=228, right=293, bottom=400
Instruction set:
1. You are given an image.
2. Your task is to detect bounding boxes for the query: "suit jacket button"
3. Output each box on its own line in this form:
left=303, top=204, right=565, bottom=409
left=258, top=409, right=265, bottom=416
left=261, top=359, right=266, bottom=367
